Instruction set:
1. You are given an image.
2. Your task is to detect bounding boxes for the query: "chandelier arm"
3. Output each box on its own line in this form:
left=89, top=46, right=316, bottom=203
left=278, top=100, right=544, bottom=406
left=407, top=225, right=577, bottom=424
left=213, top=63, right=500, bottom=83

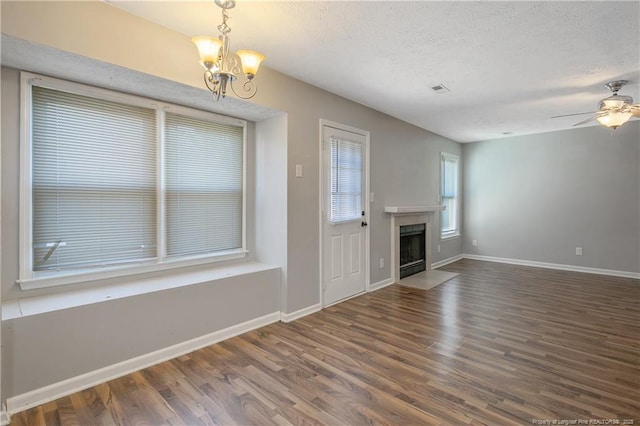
left=229, top=78, right=257, bottom=100
left=227, top=55, right=242, bottom=76
left=203, top=72, right=216, bottom=92
left=203, top=71, right=223, bottom=102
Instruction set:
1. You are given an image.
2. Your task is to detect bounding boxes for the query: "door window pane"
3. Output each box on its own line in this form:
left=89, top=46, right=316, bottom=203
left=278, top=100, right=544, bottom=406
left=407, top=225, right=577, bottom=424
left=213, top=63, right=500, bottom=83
left=330, top=137, right=362, bottom=223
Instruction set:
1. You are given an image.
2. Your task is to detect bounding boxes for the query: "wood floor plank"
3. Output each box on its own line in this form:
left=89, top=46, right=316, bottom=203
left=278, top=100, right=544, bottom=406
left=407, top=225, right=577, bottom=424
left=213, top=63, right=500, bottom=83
left=9, top=259, right=640, bottom=425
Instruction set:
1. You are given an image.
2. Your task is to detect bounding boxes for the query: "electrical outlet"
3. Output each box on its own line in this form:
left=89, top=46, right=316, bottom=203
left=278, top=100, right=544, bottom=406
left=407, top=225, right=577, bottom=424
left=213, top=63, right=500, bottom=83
left=576, top=247, right=583, bottom=256
left=379, top=258, right=384, bottom=268
left=472, top=239, right=477, bottom=247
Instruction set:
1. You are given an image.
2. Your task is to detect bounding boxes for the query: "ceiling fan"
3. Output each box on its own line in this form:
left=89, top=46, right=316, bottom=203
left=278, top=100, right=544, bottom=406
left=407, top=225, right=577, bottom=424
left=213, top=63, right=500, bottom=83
left=552, top=80, right=640, bottom=129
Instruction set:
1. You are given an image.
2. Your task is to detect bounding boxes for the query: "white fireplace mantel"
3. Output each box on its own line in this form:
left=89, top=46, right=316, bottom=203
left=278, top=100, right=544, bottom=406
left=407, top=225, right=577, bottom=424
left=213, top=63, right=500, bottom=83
left=385, top=205, right=445, bottom=214
left=386, top=206, right=443, bottom=283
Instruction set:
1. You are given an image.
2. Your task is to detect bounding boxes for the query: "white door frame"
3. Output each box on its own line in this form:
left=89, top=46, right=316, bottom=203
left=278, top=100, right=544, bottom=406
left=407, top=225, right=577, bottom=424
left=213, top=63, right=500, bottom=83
left=318, top=119, right=370, bottom=308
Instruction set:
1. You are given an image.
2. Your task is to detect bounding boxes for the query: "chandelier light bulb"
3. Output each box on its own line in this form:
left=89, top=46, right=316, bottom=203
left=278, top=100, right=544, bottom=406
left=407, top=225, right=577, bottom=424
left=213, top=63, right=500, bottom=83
left=191, top=36, right=223, bottom=68
left=236, top=50, right=265, bottom=79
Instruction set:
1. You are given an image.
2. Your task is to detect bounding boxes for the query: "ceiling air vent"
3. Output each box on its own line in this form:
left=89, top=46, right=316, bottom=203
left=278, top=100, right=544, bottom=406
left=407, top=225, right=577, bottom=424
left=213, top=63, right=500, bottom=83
left=431, top=84, right=451, bottom=94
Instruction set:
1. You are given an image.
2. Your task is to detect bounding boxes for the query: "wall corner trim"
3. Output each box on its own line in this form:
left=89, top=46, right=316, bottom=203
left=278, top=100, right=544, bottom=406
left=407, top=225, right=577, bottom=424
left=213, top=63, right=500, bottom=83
left=280, top=303, right=322, bottom=323
left=431, top=254, right=464, bottom=270
left=463, top=254, right=640, bottom=280
left=0, top=410, right=10, bottom=426
left=5, top=311, right=281, bottom=415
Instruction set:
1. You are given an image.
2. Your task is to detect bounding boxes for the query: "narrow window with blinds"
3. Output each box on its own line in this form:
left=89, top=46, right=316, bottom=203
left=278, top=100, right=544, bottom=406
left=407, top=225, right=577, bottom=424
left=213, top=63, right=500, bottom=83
left=165, top=113, right=244, bottom=258
left=32, top=86, right=158, bottom=272
left=23, top=75, right=247, bottom=285
left=330, top=137, right=363, bottom=223
left=441, top=152, right=459, bottom=236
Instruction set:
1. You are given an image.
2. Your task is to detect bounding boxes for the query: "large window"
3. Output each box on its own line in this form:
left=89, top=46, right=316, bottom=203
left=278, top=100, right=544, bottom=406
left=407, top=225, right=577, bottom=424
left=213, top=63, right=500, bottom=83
left=21, top=74, right=246, bottom=287
left=440, top=152, right=459, bottom=237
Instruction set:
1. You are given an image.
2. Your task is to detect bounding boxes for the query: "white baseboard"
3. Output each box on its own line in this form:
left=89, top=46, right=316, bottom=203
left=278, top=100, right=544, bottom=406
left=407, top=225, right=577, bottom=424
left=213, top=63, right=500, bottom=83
left=369, top=277, right=395, bottom=292
left=431, top=254, right=464, bottom=270
left=280, top=303, right=321, bottom=323
left=283, top=278, right=397, bottom=322
left=6, top=311, right=281, bottom=415
left=463, top=254, right=640, bottom=279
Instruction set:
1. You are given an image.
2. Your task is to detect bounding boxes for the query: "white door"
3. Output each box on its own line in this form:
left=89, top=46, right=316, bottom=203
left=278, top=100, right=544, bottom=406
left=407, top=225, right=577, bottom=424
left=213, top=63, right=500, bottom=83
left=322, top=124, right=367, bottom=306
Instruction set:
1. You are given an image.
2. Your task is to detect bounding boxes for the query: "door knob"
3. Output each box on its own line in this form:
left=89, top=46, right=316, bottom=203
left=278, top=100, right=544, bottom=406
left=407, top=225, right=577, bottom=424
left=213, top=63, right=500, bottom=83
left=361, top=221, right=368, bottom=227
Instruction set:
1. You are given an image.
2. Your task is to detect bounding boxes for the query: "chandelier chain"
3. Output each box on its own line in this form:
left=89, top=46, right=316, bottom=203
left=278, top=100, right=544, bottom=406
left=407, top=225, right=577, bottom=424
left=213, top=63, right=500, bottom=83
left=218, top=8, right=231, bottom=35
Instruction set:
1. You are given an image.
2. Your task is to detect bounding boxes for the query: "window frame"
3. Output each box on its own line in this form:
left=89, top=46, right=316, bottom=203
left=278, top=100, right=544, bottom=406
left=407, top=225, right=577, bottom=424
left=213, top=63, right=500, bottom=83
left=440, top=152, right=460, bottom=239
left=19, top=72, right=248, bottom=290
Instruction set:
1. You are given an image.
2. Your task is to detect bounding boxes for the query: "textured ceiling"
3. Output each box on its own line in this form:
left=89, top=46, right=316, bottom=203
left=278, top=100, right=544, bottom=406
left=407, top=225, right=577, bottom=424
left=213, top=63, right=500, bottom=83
left=108, top=1, right=639, bottom=142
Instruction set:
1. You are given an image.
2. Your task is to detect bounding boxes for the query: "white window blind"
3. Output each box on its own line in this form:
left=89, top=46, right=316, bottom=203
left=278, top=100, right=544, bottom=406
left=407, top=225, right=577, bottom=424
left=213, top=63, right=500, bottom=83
left=165, top=112, right=244, bottom=257
left=330, top=137, right=363, bottom=223
left=24, top=76, right=248, bottom=285
left=32, top=86, right=157, bottom=272
left=441, top=153, right=459, bottom=234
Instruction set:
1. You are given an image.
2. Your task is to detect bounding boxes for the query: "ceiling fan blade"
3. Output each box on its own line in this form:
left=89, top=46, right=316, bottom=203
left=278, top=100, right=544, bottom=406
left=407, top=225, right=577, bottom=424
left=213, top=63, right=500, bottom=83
left=550, top=111, right=598, bottom=119
left=573, top=113, right=606, bottom=127
left=628, top=104, right=640, bottom=117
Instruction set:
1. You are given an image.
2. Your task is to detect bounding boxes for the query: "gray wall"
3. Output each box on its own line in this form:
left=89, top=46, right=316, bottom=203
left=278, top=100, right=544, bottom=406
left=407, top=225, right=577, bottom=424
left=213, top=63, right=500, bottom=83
left=249, top=71, right=462, bottom=307
left=3, top=268, right=280, bottom=397
left=1, top=1, right=463, bottom=402
left=0, top=64, right=284, bottom=399
left=1, top=68, right=284, bottom=399
left=463, top=122, right=640, bottom=273
left=369, top=120, right=463, bottom=273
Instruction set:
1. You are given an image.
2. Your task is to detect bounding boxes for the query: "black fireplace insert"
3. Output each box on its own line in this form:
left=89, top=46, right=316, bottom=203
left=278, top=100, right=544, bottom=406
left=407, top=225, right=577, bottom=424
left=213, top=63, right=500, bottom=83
left=399, top=223, right=426, bottom=279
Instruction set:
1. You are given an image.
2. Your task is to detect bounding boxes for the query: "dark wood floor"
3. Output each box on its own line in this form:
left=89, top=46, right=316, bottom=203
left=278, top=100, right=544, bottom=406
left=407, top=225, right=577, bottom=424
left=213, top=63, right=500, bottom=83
left=11, top=259, right=640, bottom=425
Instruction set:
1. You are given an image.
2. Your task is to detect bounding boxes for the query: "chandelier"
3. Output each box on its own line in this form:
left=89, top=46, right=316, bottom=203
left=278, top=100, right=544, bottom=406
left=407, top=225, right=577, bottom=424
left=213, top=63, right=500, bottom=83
left=192, top=0, right=265, bottom=101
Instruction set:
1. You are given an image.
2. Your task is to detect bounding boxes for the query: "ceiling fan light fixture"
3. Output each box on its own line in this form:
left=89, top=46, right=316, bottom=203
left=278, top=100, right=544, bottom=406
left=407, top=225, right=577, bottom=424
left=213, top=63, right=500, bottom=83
left=596, top=111, right=632, bottom=129
left=600, top=94, right=633, bottom=110
left=600, top=98, right=626, bottom=109
left=557, top=80, right=639, bottom=129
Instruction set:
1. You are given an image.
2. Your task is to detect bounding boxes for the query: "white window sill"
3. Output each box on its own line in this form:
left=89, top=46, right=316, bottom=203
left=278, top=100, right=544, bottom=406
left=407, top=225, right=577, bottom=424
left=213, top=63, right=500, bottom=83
left=3, top=261, right=279, bottom=321
left=18, top=249, right=248, bottom=291
left=441, top=232, right=461, bottom=241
